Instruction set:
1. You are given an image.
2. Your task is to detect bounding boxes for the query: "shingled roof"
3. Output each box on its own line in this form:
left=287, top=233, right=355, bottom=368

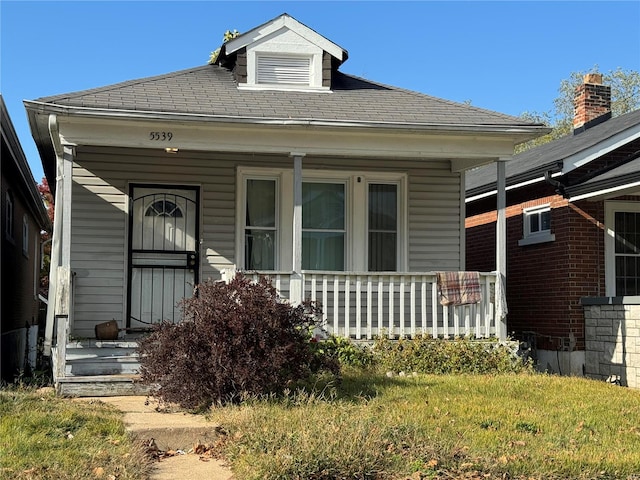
left=33, top=65, right=535, bottom=129
left=466, top=108, right=640, bottom=197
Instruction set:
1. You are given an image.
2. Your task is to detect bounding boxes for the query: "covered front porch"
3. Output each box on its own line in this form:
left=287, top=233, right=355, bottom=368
left=48, top=266, right=506, bottom=396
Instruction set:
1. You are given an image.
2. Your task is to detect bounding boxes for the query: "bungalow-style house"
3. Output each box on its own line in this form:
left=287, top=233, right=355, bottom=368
left=466, top=74, right=640, bottom=388
left=26, top=14, right=546, bottom=395
left=1, top=95, right=51, bottom=381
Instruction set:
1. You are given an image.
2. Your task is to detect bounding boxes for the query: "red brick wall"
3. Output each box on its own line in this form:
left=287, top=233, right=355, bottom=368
left=466, top=192, right=608, bottom=351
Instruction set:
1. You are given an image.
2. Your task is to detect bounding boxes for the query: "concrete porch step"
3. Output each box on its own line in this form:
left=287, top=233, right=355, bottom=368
left=57, top=374, right=151, bottom=397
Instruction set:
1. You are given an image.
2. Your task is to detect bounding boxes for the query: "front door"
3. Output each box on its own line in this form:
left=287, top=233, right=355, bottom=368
left=127, top=185, right=199, bottom=328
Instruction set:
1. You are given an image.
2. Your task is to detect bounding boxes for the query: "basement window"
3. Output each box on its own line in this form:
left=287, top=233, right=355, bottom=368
left=518, top=204, right=555, bottom=246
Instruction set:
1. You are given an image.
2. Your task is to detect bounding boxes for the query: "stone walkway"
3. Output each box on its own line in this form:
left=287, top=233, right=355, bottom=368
left=83, top=396, right=234, bottom=480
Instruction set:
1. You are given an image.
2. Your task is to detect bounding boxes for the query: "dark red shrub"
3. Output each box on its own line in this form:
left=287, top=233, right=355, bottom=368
left=138, top=273, right=338, bottom=408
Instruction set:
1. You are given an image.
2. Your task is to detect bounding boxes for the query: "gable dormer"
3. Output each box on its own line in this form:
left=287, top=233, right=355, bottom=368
left=216, top=14, right=348, bottom=92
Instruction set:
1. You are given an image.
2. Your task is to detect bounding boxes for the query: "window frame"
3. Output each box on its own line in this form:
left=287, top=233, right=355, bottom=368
left=301, top=179, right=348, bottom=271
left=367, top=181, right=400, bottom=272
left=5, top=190, right=14, bottom=242
left=236, top=167, right=407, bottom=273
left=237, top=168, right=288, bottom=272
left=22, top=214, right=29, bottom=257
left=605, top=201, right=640, bottom=296
left=518, top=204, right=555, bottom=246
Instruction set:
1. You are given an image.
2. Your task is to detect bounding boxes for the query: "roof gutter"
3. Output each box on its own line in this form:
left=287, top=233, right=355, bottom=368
left=24, top=100, right=548, bottom=137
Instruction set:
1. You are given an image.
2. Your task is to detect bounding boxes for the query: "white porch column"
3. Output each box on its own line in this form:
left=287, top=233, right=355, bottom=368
left=290, top=152, right=305, bottom=305
left=495, top=158, right=508, bottom=339
left=44, top=116, right=69, bottom=355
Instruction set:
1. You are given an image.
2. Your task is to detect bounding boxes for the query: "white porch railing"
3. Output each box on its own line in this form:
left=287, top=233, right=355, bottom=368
left=236, top=270, right=506, bottom=340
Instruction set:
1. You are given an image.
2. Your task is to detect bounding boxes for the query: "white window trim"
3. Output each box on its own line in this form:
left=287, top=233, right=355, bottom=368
left=518, top=204, right=555, bottom=246
left=22, top=215, right=29, bottom=257
left=364, top=177, right=407, bottom=272
left=605, top=201, right=640, bottom=296
left=236, top=167, right=407, bottom=272
left=300, top=177, right=349, bottom=271
left=236, top=168, right=290, bottom=272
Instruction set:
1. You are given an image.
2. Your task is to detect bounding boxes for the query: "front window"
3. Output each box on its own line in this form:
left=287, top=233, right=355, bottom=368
left=302, top=182, right=345, bottom=271
left=368, top=184, right=397, bottom=271
left=614, top=211, right=640, bottom=296
left=238, top=169, right=405, bottom=272
left=244, top=179, right=277, bottom=270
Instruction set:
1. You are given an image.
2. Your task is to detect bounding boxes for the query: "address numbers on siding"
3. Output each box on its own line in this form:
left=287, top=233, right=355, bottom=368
left=149, top=132, right=173, bottom=141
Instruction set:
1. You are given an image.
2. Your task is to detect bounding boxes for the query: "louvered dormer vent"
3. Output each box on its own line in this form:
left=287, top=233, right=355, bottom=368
left=257, top=55, right=310, bottom=85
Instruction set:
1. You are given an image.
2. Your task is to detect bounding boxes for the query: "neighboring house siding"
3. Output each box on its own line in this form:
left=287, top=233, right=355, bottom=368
left=70, top=147, right=461, bottom=336
left=467, top=189, right=613, bottom=351
left=1, top=171, right=42, bottom=379
left=1, top=172, right=40, bottom=333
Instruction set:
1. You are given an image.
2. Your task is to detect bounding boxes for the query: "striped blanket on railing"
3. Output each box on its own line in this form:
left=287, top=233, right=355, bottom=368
left=436, top=271, right=482, bottom=306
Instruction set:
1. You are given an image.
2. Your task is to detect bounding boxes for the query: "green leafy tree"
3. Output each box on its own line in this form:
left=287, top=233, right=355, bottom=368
left=37, top=177, right=54, bottom=295
left=517, top=67, right=640, bottom=153
left=207, top=29, right=240, bottom=64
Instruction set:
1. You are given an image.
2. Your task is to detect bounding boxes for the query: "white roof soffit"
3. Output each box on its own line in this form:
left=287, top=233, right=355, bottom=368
left=225, top=14, right=346, bottom=62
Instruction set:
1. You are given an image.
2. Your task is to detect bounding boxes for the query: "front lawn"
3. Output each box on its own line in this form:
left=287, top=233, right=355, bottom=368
left=207, top=372, right=640, bottom=479
left=0, top=388, right=151, bottom=480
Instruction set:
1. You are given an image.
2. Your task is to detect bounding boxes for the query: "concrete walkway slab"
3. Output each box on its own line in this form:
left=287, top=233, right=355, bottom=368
left=81, top=396, right=234, bottom=480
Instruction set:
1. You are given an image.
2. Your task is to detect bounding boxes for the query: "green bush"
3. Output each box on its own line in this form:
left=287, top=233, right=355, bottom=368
left=373, top=335, right=532, bottom=375
left=138, top=274, right=339, bottom=409
left=311, top=335, right=376, bottom=369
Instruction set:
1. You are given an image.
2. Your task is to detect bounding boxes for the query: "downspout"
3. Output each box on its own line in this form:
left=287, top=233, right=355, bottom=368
left=43, top=114, right=64, bottom=356
left=544, top=170, right=566, bottom=197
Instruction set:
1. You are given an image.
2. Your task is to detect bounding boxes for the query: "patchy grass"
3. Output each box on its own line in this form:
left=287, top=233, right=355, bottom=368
left=0, top=388, right=152, bottom=480
left=207, top=372, right=640, bottom=479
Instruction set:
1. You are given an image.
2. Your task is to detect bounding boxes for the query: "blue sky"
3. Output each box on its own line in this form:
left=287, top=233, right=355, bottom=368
left=2, top=1, right=639, bottom=183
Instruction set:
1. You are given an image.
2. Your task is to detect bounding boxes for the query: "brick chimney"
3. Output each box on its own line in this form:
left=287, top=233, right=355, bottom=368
left=573, top=73, right=611, bottom=132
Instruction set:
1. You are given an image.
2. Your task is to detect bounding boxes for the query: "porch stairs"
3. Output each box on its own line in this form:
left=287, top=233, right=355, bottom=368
left=53, top=340, right=150, bottom=397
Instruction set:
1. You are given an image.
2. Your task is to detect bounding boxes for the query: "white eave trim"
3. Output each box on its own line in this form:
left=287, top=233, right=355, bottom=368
left=225, top=14, right=346, bottom=61
left=562, top=124, right=640, bottom=174
left=24, top=100, right=546, bottom=137
left=568, top=179, right=640, bottom=202
left=466, top=171, right=563, bottom=203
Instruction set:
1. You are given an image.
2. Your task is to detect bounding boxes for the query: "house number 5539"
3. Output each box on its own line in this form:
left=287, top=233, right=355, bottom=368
left=149, top=131, right=173, bottom=141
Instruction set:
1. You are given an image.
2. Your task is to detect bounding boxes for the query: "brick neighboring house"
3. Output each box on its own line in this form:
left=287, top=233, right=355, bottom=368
left=1, top=95, right=51, bottom=380
left=466, top=74, right=640, bottom=386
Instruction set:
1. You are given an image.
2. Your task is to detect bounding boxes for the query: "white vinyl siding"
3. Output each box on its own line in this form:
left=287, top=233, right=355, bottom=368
left=70, top=148, right=462, bottom=336
left=257, top=55, right=310, bottom=85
